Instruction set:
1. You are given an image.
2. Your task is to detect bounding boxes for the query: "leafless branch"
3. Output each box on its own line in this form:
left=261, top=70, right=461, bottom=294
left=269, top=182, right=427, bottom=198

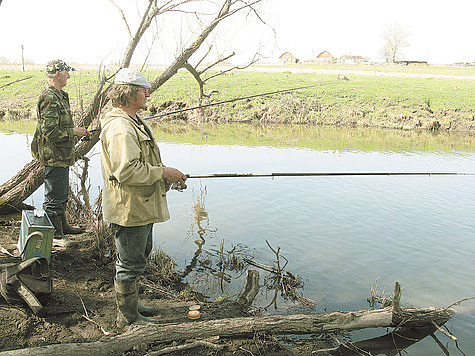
left=195, top=44, right=214, bottom=68
left=201, top=52, right=235, bottom=75
left=431, top=321, right=458, bottom=341
left=109, top=0, right=132, bottom=38
left=76, top=291, right=112, bottom=336
left=204, top=53, right=259, bottom=82
left=444, top=296, right=475, bottom=310
left=218, top=0, right=262, bottom=22
left=146, top=338, right=224, bottom=355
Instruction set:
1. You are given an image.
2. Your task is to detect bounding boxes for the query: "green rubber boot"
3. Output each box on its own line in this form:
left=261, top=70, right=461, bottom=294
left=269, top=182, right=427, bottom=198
left=114, top=280, right=159, bottom=328
left=61, top=213, right=84, bottom=235
left=49, top=214, right=77, bottom=247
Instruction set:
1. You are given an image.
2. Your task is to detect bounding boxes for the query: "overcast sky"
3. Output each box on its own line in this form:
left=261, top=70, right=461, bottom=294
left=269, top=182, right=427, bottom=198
left=0, top=0, right=473, bottom=66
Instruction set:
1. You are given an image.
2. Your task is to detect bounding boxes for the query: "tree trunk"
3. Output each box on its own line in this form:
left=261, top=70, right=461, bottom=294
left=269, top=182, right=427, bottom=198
left=0, top=306, right=454, bottom=356
left=0, top=160, right=43, bottom=213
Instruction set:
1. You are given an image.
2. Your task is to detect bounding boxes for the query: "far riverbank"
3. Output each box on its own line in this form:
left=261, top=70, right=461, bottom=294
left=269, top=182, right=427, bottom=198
left=1, top=65, right=474, bottom=133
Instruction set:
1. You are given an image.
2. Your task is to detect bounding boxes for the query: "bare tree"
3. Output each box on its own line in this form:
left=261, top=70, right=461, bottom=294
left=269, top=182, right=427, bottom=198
left=381, top=24, right=410, bottom=64
left=0, top=0, right=264, bottom=214
left=184, top=51, right=259, bottom=104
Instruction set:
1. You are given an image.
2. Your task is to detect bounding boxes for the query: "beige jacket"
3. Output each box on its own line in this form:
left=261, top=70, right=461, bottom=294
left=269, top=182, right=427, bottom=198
left=100, top=108, right=170, bottom=226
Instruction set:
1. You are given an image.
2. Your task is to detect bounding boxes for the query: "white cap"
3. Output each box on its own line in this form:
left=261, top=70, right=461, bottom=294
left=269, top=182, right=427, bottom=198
left=114, top=68, right=151, bottom=88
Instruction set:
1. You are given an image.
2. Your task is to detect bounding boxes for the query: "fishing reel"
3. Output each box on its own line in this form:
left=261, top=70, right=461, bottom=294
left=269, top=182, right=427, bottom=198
left=169, top=181, right=187, bottom=192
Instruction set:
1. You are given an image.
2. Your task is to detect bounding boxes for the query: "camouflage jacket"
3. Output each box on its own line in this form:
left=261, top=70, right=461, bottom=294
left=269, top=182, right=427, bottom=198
left=31, top=86, right=76, bottom=167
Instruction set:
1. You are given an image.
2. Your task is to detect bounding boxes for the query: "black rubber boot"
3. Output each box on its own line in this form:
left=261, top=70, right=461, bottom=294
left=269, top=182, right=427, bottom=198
left=114, top=280, right=159, bottom=328
left=49, top=214, right=77, bottom=247
left=61, top=214, right=84, bottom=235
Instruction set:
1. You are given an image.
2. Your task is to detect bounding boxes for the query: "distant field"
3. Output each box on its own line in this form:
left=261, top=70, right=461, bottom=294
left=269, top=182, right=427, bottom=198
left=253, top=63, right=475, bottom=77
left=0, top=64, right=474, bottom=132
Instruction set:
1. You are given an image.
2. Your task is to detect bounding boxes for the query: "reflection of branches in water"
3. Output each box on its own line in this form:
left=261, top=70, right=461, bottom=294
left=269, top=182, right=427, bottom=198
left=192, top=185, right=217, bottom=246
left=182, top=185, right=250, bottom=294
left=182, top=187, right=312, bottom=305
left=245, top=240, right=315, bottom=309
left=185, top=241, right=252, bottom=295
left=182, top=185, right=218, bottom=279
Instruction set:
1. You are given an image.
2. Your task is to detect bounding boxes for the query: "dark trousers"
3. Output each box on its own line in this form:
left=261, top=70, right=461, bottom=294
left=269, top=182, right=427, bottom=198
left=113, top=223, right=154, bottom=283
left=43, top=166, right=69, bottom=216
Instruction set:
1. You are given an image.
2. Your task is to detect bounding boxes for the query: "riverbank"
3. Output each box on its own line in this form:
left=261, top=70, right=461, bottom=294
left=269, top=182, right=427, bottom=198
left=0, top=214, right=316, bottom=355
left=1, top=65, right=474, bottom=133
left=0, top=215, right=458, bottom=355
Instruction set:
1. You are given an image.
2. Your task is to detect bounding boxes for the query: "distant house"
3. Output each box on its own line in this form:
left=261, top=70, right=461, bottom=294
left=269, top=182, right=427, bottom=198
left=395, top=60, right=428, bottom=66
left=339, top=55, right=367, bottom=65
left=279, top=52, right=298, bottom=65
left=454, top=62, right=475, bottom=67
left=316, top=51, right=335, bottom=64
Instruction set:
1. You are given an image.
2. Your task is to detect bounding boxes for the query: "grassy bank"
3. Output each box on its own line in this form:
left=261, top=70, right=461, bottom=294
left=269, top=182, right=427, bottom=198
left=1, top=65, right=474, bottom=132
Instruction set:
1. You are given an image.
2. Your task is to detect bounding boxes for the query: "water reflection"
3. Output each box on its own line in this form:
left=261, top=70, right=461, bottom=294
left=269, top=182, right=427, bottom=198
left=332, top=327, right=448, bottom=356
left=181, top=186, right=216, bottom=279
left=181, top=186, right=252, bottom=295
left=152, top=122, right=475, bottom=153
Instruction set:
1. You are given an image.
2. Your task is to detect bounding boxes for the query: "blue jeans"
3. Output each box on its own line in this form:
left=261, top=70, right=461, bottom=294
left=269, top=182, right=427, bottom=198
left=43, top=166, right=69, bottom=216
left=113, top=223, right=153, bottom=283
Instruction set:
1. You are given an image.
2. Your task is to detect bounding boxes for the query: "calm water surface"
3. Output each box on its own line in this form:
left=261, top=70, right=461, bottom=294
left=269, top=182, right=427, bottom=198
left=1, top=131, right=474, bottom=355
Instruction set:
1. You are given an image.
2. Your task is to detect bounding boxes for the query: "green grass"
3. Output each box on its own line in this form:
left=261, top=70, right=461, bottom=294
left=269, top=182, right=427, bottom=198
left=151, top=70, right=474, bottom=119
left=0, top=69, right=104, bottom=116
left=1, top=66, right=473, bottom=133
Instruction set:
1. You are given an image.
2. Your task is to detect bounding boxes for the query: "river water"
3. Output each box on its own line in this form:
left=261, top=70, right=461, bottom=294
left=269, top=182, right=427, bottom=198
left=1, top=130, right=474, bottom=355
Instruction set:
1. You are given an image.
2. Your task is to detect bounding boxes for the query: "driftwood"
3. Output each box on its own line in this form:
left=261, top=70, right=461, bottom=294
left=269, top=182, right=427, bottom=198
left=0, top=304, right=454, bottom=355
left=235, top=269, right=259, bottom=308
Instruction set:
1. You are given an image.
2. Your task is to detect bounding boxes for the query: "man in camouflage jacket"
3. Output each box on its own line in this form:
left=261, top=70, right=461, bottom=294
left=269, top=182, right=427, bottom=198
left=32, top=59, right=88, bottom=247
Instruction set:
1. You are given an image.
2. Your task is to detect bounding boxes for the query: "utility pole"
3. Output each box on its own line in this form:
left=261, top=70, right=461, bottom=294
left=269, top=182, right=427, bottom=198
left=21, top=45, right=25, bottom=72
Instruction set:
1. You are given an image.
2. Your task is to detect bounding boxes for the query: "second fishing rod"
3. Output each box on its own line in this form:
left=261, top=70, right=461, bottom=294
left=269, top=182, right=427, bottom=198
left=86, top=82, right=331, bottom=134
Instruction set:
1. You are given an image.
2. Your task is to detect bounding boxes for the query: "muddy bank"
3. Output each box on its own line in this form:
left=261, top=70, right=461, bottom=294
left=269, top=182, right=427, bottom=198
left=0, top=215, right=332, bottom=355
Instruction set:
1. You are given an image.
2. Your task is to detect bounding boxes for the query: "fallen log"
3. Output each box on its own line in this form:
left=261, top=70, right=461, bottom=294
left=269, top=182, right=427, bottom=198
left=0, top=304, right=454, bottom=355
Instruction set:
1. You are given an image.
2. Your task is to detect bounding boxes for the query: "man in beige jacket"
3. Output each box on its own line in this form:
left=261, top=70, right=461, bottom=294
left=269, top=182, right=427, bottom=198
left=100, top=68, right=186, bottom=328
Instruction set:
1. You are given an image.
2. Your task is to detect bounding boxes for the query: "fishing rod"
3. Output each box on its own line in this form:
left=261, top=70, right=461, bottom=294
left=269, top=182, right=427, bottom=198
left=168, top=171, right=473, bottom=191
left=145, top=83, right=327, bottom=120
left=185, top=172, right=473, bottom=179
left=86, top=83, right=328, bottom=134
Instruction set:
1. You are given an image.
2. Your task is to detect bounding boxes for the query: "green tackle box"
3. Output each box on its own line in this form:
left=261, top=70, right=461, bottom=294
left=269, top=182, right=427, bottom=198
left=17, top=210, right=54, bottom=262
